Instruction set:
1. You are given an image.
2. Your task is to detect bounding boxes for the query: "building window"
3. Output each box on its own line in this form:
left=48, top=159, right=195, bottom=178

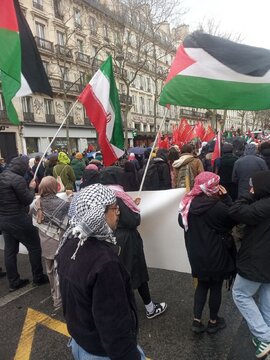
left=140, top=97, right=145, bottom=114
left=74, top=9, right=82, bottom=27
left=132, top=95, right=137, bottom=112
left=56, top=30, right=65, bottom=46
left=147, top=78, right=151, bottom=92
left=0, top=94, right=5, bottom=110
left=35, top=22, right=45, bottom=39
left=103, top=24, right=109, bottom=39
left=89, top=16, right=96, bottom=34
left=148, top=99, right=153, bottom=115
left=25, top=138, right=39, bottom=153
left=44, top=99, right=54, bottom=114
left=60, top=66, right=69, bottom=81
left=33, top=0, right=43, bottom=10
left=22, top=97, right=33, bottom=113
left=43, top=61, right=48, bottom=74
left=77, top=39, right=83, bottom=52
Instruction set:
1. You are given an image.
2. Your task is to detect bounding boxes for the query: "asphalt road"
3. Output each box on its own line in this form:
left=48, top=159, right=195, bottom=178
left=0, top=250, right=267, bottom=360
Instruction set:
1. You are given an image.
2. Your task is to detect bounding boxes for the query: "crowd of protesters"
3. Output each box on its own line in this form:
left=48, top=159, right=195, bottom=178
left=1, top=133, right=270, bottom=359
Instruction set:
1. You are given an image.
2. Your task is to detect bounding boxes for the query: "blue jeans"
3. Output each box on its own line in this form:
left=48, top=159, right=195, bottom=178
left=233, top=274, right=270, bottom=341
left=68, top=338, right=146, bottom=360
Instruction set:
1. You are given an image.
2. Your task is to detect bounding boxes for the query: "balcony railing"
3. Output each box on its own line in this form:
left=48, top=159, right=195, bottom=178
left=35, top=37, right=54, bottom=52
left=45, top=114, right=55, bottom=124
left=33, top=1, right=43, bottom=11
left=119, top=93, right=132, bottom=106
left=23, top=112, right=35, bottom=122
left=55, top=44, right=73, bottom=59
left=77, top=52, right=90, bottom=64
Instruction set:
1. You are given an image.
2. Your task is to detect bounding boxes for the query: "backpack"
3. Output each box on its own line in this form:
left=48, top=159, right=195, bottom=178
left=54, top=166, right=67, bottom=192
left=176, top=163, right=195, bottom=192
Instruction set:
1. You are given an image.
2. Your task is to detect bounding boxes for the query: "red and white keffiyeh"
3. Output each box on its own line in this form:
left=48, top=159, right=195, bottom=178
left=179, top=172, right=220, bottom=231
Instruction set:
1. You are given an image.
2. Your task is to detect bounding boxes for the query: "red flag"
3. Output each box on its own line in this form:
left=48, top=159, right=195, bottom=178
left=178, top=118, right=192, bottom=143
left=203, top=125, right=215, bottom=142
left=211, top=131, right=221, bottom=166
left=193, top=121, right=205, bottom=140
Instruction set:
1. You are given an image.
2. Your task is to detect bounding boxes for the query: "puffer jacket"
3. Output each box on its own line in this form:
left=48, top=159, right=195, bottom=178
left=0, top=157, right=35, bottom=216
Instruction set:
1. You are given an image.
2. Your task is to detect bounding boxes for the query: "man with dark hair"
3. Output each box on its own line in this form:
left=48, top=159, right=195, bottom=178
left=173, top=144, right=204, bottom=191
left=0, top=157, right=48, bottom=291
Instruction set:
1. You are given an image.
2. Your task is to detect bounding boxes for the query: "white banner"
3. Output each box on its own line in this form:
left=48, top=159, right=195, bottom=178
left=0, top=189, right=191, bottom=273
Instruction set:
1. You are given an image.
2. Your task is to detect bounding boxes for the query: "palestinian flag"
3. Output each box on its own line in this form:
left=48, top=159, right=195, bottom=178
left=0, top=0, right=52, bottom=125
left=78, top=56, right=124, bottom=166
left=160, top=32, right=270, bottom=111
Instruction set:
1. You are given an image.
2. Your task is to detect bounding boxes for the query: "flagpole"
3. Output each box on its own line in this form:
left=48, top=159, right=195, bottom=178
left=138, top=107, right=169, bottom=197
left=33, top=99, right=79, bottom=181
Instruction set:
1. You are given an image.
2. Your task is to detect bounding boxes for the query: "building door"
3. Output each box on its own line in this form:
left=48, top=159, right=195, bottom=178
left=0, top=132, right=18, bottom=163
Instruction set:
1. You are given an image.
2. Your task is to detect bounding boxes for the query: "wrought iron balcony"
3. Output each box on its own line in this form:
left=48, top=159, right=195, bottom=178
left=35, top=37, right=54, bottom=52
left=77, top=52, right=90, bottom=64
left=45, top=114, right=55, bottom=124
left=119, top=93, right=132, bottom=105
left=55, top=44, right=73, bottom=59
left=23, top=112, right=35, bottom=123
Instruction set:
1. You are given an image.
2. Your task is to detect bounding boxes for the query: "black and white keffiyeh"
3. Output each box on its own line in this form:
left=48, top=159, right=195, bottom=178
left=57, top=183, right=116, bottom=260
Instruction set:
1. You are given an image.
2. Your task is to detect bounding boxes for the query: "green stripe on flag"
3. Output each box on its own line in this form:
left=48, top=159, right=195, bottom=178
left=0, top=28, right=21, bottom=125
left=101, top=56, right=124, bottom=150
left=160, top=75, right=270, bottom=110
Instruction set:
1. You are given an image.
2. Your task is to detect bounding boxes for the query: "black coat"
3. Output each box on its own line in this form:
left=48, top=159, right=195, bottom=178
left=229, top=191, right=270, bottom=283
left=57, top=236, right=140, bottom=360
left=178, top=194, right=236, bottom=281
left=115, top=198, right=149, bottom=289
left=0, top=157, right=35, bottom=216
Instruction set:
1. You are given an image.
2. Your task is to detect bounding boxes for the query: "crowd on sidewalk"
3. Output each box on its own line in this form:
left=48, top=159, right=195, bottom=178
left=0, top=135, right=270, bottom=359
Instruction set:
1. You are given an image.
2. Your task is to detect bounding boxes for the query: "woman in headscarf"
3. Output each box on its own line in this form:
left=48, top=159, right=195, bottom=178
left=56, top=183, right=146, bottom=360
left=100, top=166, right=167, bottom=320
left=53, top=151, right=76, bottom=191
left=178, top=172, right=236, bottom=334
left=80, top=163, right=100, bottom=189
left=32, top=176, right=70, bottom=310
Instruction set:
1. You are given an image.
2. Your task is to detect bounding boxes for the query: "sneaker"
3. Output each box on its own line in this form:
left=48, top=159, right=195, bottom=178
left=192, top=320, right=206, bottom=334
left=9, top=278, right=30, bottom=292
left=146, top=302, right=167, bottom=319
left=207, top=316, right=226, bottom=334
left=252, top=337, right=260, bottom=347
left=33, top=274, right=49, bottom=287
left=255, top=340, right=270, bottom=358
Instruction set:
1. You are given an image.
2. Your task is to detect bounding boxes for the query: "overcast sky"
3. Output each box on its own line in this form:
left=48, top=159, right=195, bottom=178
left=181, top=0, right=270, bottom=49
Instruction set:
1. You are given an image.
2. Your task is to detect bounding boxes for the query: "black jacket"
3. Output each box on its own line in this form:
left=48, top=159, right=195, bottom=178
left=141, top=157, right=171, bottom=190
left=0, top=157, right=35, bottom=216
left=178, top=194, right=236, bottom=281
left=56, top=236, right=140, bottom=360
left=115, top=198, right=149, bottom=289
left=229, top=171, right=270, bottom=282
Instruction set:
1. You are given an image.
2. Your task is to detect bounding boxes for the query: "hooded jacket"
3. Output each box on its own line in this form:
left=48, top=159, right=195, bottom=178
left=232, top=144, right=267, bottom=198
left=0, top=157, right=35, bottom=216
left=229, top=170, right=270, bottom=282
left=173, top=154, right=204, bottom=189
left=178, top=194, right=236, bottom=281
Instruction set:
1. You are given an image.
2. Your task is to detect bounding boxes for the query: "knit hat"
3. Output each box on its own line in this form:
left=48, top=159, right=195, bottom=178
left=75, top=152, right=83, bottom=160
left=58, top=151, right=70, bottom=164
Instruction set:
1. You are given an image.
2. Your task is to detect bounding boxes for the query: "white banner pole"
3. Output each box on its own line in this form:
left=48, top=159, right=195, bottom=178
left=138, top=107, right=169, bottom=197
left=33, top=99, right=79, bottom=181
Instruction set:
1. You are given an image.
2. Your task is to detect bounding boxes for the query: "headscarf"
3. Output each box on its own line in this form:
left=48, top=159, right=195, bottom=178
left=58, top=151, right=70, bottom=165
left=36, top=176, right=58, bottom=224
left=179, top=172, right=220, bottom=231
left=86, top=163, right=98, bottom=171
left=59, top=184, right=116, bottom=260
left=252, top=170, right=270, bottom=200
left=100, top=166, right=140, bottom=213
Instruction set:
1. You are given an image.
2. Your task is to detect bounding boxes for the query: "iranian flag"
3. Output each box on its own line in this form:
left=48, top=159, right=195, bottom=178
left=78, top=56, right=124, bottom=166
left=160, top=32, right=270, bottom=110
left=0, top=0, right=52, bottom=125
